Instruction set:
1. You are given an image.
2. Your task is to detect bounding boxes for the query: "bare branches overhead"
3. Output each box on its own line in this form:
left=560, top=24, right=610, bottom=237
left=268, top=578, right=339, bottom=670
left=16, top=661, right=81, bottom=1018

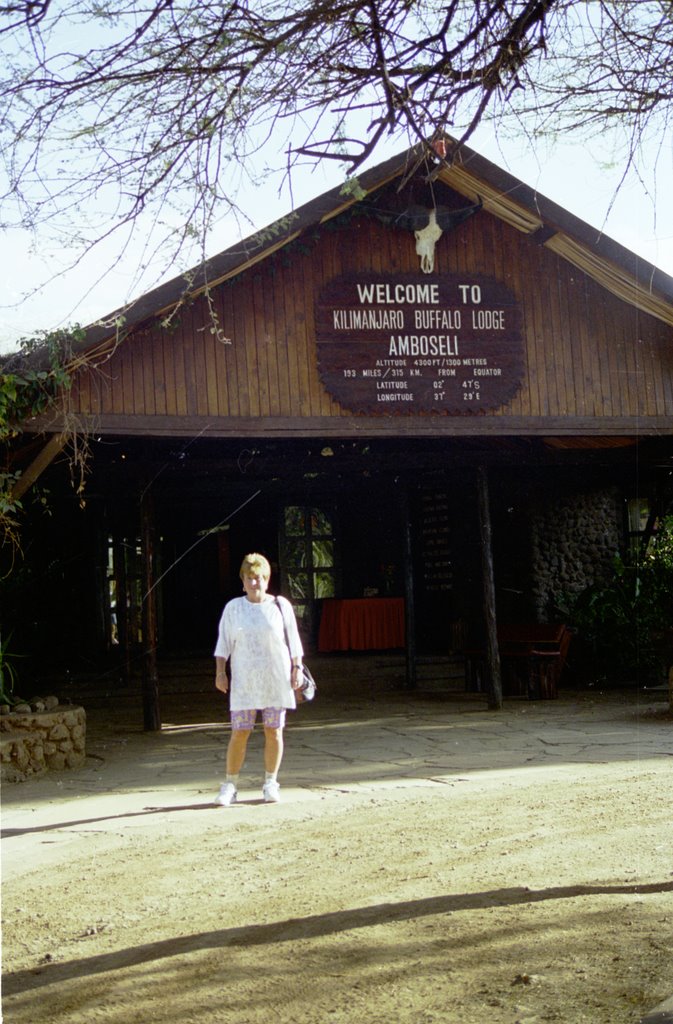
left=1, top=0, right=671, bottom=297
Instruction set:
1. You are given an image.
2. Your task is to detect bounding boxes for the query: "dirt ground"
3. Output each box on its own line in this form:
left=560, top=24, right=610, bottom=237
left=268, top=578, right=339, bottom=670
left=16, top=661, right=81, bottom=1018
left=2, top=662, right=672, bottom=1024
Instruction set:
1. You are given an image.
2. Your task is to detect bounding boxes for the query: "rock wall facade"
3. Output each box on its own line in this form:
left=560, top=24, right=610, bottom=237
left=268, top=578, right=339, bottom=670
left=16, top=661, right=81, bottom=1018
left=530, top=487, right=622, bottom=620
left=0, top=706, right=86, bottom=782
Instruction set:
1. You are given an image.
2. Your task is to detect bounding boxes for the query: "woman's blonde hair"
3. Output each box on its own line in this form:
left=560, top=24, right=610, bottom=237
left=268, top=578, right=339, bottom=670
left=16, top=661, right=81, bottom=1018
left=239, top=553, right=271, bottom=580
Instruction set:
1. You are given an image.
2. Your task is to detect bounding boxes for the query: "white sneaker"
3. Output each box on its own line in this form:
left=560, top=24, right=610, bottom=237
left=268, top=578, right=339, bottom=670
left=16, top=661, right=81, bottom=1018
left=262, top=780, right=281, bottom=803
left=215, top=782, right=237, bottom=807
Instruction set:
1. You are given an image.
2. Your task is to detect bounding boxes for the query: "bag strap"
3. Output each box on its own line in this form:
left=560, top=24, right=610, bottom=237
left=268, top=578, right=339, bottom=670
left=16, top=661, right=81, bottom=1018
left=274, top=596, right=292, bottom=653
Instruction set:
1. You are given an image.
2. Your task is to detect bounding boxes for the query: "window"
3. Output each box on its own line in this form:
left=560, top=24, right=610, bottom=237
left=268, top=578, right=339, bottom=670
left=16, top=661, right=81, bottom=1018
left=625, top=497, right=658, bottom=557
left=104, top=534, right=145, bottom=648
left=280, top=506, right=337, bottom=631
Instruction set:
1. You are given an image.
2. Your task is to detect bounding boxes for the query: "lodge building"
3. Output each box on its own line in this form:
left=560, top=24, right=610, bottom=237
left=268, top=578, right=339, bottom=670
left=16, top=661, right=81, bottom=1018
left=8, top=141, right=673, bottom=721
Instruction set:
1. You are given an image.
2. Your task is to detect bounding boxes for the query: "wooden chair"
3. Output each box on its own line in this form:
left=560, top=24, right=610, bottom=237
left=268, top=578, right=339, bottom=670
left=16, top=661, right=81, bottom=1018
left=465, top=623, right=572, bottom=699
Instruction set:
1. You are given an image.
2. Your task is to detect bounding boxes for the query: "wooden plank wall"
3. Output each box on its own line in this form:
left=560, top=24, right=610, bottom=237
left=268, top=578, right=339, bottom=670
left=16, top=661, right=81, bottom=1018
left=70, top=207, right=673, bottom=433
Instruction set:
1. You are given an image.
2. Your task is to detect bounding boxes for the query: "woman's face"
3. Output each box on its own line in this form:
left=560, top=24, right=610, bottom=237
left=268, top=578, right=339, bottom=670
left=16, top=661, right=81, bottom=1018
left=242, top=572, right=269, bottom=603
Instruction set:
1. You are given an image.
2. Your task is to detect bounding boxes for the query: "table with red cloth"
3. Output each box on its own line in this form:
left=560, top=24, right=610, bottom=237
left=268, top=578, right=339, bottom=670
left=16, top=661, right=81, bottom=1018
left=318, top=597, right=405, bottom=652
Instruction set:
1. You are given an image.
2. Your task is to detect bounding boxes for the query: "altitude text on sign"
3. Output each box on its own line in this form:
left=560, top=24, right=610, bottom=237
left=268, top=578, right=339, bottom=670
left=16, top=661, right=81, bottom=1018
left=315, top=274, right=525, bottom=415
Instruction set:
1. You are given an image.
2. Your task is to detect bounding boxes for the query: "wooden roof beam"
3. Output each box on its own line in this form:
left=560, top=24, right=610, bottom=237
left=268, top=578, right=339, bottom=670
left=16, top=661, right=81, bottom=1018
left=10, top=433, right=67, bottom=501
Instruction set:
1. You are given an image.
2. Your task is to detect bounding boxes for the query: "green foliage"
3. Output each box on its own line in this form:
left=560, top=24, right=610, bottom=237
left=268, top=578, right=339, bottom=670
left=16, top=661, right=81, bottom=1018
left=340, top=177, right=367, bottom=201
left=0, top=327, right=84, bottom=440
left=248, top=212, right=301, bottom=248
left=0, top=471, right=22, bottom=522
left=1, top=326, right=85, bottom=554
left=556, top=516, right=673, bottom=685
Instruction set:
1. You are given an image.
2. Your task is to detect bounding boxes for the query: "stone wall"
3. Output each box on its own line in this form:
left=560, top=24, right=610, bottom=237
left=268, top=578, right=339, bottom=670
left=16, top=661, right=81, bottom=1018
left=0, top=705, right=86, bottom=782
left=530, top=487, right=622, bottom=620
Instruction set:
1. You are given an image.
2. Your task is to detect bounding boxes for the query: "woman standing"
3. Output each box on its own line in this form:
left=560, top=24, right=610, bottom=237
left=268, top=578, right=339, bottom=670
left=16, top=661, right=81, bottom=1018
left=214, top=553, right=304, bottom=805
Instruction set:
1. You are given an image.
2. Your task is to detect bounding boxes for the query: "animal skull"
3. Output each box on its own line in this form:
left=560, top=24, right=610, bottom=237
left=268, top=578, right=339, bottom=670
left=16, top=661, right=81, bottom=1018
left=414, top=210, right=443, bottom=273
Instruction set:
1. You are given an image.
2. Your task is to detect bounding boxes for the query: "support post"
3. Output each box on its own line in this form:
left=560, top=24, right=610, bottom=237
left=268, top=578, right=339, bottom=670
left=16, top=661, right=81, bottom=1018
left=140, top=486, right=162, bottom=731
left=403, top=492, right=417, bottom=690
left=476, top=465, right=502, bottom=710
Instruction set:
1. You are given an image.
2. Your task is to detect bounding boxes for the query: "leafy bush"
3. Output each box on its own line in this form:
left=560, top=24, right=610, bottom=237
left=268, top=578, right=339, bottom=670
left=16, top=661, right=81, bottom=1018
left=556, top=516, right=673, bottom=685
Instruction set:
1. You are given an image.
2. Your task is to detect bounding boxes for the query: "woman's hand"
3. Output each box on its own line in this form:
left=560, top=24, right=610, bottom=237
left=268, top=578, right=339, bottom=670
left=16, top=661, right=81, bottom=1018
left=291, top=664, right=302, bottom=690
left=215, top=657, right=229, bottom=693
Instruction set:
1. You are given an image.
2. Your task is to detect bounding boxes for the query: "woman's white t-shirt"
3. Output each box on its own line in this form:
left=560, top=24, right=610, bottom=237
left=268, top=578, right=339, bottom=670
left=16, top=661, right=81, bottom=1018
left=214, top=595, right=303, bottom=710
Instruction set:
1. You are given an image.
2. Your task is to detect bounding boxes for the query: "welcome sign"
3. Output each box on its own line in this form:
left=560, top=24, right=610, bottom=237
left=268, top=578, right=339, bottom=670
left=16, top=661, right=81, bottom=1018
left=315, top=273, right=525, bottom=414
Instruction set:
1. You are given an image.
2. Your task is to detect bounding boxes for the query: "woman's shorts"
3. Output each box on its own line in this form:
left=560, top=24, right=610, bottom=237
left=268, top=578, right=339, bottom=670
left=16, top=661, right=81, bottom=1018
left=230, top=707, right=286, bottom=731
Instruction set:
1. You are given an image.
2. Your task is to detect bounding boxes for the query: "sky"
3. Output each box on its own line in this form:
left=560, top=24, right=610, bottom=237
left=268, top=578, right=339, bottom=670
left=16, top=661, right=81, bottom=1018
left=1, top=126, right=671, bottom=355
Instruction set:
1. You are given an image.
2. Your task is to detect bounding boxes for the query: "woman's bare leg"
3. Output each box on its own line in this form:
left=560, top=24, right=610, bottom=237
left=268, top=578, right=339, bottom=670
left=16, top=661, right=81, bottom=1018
left=263, top=726, right=284, bottom=775
left=226, top=728, right=252, bottom=775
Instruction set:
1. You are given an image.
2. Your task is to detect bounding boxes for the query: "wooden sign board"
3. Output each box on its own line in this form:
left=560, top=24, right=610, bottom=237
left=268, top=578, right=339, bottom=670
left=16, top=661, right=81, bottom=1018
left=316, top=274, right=525, bottom=414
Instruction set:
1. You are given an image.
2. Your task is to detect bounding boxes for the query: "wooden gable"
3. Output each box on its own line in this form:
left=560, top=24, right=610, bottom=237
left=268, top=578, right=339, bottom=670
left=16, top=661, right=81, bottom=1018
left=62, top=148, right=673, bottom=439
